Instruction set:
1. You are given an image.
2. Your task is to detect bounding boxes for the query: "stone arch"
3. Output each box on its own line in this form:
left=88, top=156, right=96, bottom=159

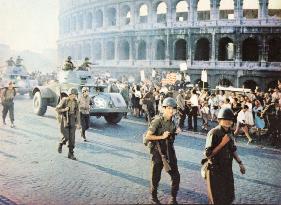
left=242, top=37, right=259, bottom=61
left=106, top=41, right=115, bottom=60
left=268, top=37, right=281, bottom=62
left=218, top=37, right=234, bottom=61
left=156, top=39, right=166, bottom=60
left=195, top=38, right=210, bottom=61
left=219, top=0, right=234, bottom=19
left=139, top=3, right=149, bottom=23
left=119, top=40, right=130, bottom=60
left=174, top=39, right=187, bottom=60
left=84, top=43, right=91, bottom=58
left=106, top=7, right=117, bottom=26
left=267, top=80, right=279, bottom=89
left=155, top=1, right=167, bottom=23
left=138, top=40, right=147, bottom=60
left=94, top=9, right=103, bottom=28
left=93, top=42, right=102, bottom=60
left=121, top=5, right=131, bottom=25
left=243, top=79, right=257, bottom=91
left=218, top=78, right=233, bottom=87
left=197, top=0, right=210, bottom=21
left=268, top=0, right=281, bottom=18
left=176, top=0, right=188, bottom=22
left=78, top=14, right=84, bottom=30
left=243, top=0, right=259, bottom=19
left=86, top=12, right=92, bottom=29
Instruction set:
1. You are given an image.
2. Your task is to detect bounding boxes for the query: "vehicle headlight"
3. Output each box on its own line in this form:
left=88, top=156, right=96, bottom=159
left=93, top=98, right=107, bottom=108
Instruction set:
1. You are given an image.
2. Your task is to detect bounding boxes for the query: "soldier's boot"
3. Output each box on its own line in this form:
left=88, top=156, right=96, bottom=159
left=58, top=143, right=63, bottom=153
left=81, top=130, right=87, bottom=142
left=68, top=150, right=77, bottom=160
left=168, top=197, right=178, bottom=205
left=150, top=191, right=161, bottom=205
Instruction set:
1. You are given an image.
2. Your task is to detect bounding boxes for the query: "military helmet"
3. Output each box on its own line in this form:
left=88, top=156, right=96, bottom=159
left=178, top=89, right=184, bottom=93
left=162, top=97, right=177, bottom=108
left=67, top=56, right=72, bottom=60
left=82, top=86, right=89, bottom=93
left=85, top=57, right=89, bottom=61
left=68, top=87, right=78, bottom=96
left=217, top=108, right=235, bottom=121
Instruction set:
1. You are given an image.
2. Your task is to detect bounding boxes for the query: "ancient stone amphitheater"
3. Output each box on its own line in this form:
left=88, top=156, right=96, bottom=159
left=57, top=0, right=281, bottom=90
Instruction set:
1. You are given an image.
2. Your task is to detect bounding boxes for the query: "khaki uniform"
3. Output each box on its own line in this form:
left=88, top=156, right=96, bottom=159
left=78, top=61, right=92, bottom=71
left=78, top=95, right=91, bottom=138
left=1, top=88, right=16, bottom=124
left=205, top=125, right=237, bottom=205
left=56, top=97, right=80, bottom=154
left=143, top=91, right=155, bottom=123
left=63, top=60, right=75, bottom=71
left=148, top=115, right=180, bottom=199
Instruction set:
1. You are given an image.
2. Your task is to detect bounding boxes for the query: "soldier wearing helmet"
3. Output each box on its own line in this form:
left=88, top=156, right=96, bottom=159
left=78, top=86, right=91, bottom=141
left=63, top=56, right=75, bottom=71
left=203, top=108, right=246, bottom=204
left=176, top=89, right=186, bottom=130
left=56, top=87, right=80, bottom=160
left=142, top=86, right=155, bottom=123
left=145, top=97, right=181, bottom=204
left=1, top=81, right=16, bottom=127
left=78, top=57, right=92, bottom=71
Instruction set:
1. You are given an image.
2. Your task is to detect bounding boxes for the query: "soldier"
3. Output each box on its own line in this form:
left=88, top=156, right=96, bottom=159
left=143, top=87, right=156, bottom=123
left=176, top=89, right=186, bottom=130
left=15, top=56, right=23, bottom=66
left=56, top=88, right=80, bottom=160
left=6, top=57, right=15, bottom=67
left=145, top=97, right=181, bottom=204
left=1, top=81, right=16, bottom=127
left=204, top=108, right=246, bottom=205
left=63, top=56, right=75, bottom=71
left=78, top=87, right=91, bottom=141
left=78, top=57, right=92, bottom=71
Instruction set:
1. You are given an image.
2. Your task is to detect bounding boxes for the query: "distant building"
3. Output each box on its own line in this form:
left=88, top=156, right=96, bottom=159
left=58, top=0, right=281, bottom=90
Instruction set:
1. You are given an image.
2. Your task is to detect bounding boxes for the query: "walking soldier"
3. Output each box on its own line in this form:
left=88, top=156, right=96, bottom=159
left=56, top=88, right=80, bottom=160
left=1, top=81, right=16, bottom=127
left=145, top=97, right=181, bottom=204
left=78, top=86, right=91, bottom=141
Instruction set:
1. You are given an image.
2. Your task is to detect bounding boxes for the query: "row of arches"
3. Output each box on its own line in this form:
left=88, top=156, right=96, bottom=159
left=60, top=36, right=281, bottom=62
left=60, top=0, right=281, bottom=34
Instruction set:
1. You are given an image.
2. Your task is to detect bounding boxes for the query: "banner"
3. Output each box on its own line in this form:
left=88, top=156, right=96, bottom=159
left=140, top=70, right=145, bottom=81
left=179, top=62, right=187, bottom=71
left=201, top=69, right=207, bottom=82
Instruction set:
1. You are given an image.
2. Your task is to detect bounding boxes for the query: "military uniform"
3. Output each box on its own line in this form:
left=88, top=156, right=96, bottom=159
left=205, top=125, right=237, bottom=205
left=143, top=91, right=155, bottom=123
left=148, top=115, right=180, bottom=201
left=63, top=60, right=75, bottom=71
left=56, top=97, right=80, bottom=158
left=78, top=94, right=91, bottom=141
left=1, top=88, right=16, bottom=125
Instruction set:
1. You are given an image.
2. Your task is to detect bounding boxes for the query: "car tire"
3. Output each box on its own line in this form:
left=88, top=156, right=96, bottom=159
left=104, top=113, right=123, bottom=124
left=33, top=91, right=47, bottom=116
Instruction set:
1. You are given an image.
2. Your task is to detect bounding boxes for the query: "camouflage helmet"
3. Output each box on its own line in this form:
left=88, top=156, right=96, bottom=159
left=68, top=87, right=78, bottom=96
left=217, top=108, right=235, bottom=121
left=82, top=86, right=89, bottom=93
left=85, top=57, right=89, bottom=61
left=162, top=97, right=177, bottom=108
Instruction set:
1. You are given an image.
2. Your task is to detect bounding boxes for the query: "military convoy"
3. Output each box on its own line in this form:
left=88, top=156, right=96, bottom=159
left=32, top=69, right=128, bottom=124
left=0, top=57, right=38, bottom=97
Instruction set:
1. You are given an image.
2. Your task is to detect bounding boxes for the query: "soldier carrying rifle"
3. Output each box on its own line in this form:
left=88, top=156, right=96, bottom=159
left=145, top=97, right=181, bottom=204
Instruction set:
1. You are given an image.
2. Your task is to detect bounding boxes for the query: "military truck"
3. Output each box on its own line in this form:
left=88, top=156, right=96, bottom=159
left=0, top=59, right=38, bottom=97
left=32, top=70, right=128, bottom=124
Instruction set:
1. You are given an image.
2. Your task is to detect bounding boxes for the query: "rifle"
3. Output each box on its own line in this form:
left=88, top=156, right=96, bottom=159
left=156, top=141, right=171, bottom=172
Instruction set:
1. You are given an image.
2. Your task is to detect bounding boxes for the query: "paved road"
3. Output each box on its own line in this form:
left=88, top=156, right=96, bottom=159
left=0, top=96, right=281, bottom=204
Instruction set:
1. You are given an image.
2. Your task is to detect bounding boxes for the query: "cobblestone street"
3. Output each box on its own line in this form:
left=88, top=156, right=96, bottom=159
left=0, top=96, right=281, bottom=204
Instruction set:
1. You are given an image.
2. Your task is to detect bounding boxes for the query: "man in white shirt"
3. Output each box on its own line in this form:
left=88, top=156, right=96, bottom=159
left=188, top=89, right=199, bottom=131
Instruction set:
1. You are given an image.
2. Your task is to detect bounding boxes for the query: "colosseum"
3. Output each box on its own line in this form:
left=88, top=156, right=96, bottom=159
left=57, top=0, right=281, bottom=90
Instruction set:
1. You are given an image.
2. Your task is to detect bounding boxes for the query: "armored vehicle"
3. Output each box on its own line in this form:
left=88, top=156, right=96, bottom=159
left=32, top=70, right=128, bottom=124
left=1, top=59, right=38, bottom=96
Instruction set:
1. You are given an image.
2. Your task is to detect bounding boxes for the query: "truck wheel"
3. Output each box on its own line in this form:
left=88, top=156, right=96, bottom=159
left=33, top=91, right=47, bottom=116
left=104, top=113, right=123, bottom=124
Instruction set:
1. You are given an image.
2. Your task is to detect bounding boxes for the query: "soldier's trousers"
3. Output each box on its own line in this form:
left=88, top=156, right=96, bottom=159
left=2, top=102, right=14, bottom=123
left=80, top=113, right=90, bottom=136
left=150, top=159, right=180, bottom=198
left=177, top=108, right=186, bottom=129
left=60, top=124, right=76, bottom=153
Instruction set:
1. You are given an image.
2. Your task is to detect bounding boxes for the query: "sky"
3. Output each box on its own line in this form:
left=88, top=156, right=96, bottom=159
left=0, top=0, right=280, bottom=53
